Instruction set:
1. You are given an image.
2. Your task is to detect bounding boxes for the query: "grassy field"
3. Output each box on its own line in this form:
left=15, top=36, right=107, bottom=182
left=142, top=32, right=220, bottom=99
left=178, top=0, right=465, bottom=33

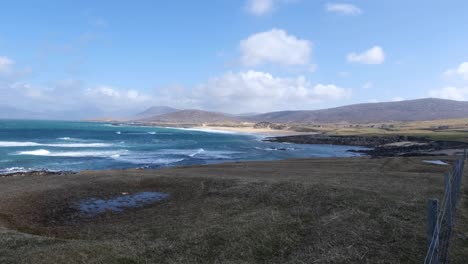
left=0, top=156, right=467, bottom=263
left=285, top=118, right=468, bottom=142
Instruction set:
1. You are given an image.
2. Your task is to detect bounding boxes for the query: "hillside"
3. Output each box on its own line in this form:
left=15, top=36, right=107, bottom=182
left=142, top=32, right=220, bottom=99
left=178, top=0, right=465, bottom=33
left=140, top=109, right=243, bottom=123
left=249, top=98, right=468, bottom=123
left=0, top=105, right=42, bottom=120
left=131, top=106, right=179, bottom=120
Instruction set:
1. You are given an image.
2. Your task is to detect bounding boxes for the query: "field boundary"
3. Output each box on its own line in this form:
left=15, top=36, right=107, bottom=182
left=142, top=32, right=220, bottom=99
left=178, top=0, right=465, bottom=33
left=424, top=151, right=466, bottom=264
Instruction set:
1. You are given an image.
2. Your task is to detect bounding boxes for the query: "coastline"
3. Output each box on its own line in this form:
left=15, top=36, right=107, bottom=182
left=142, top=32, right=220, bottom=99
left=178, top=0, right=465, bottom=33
left=101, top=121, right=312, bottom=137
left=189, top=125, right=315, bottom=136
left=265, top=134, right=468, bottom=157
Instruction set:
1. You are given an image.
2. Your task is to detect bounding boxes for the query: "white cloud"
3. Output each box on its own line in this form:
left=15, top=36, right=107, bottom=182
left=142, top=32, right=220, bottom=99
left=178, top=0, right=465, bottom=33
left=156, top=71, right=351, bottom=113
left=391, top=97, right=405, bottom=102
left=326, top=3, right=362, bottom=15
left=0, top=55, right=32, bottom=80
left=429, top=86, right=468, bottom=101
left=0, top=56, right=14, bottom=75
left=443, top=62, right=468, bottom=79
left=240, top=29, right=312, bottom=68
left=337, top=71, right=350, bottom=77
left=362, top=81, right=373, bottom=89
left=347, top=46, right=385, bottom=65
left=86, top=85, right=152, bottom=104
left=246, top=0, right=274, bottom=16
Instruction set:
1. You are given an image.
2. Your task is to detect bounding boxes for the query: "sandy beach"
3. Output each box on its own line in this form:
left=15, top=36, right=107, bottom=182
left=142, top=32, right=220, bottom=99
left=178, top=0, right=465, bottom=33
left=191, top=125, right=314, bottom=136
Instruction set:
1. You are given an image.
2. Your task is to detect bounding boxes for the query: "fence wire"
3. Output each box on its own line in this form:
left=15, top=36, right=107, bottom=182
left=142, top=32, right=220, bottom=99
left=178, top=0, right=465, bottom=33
left=424, top=153, right=465, bottom=264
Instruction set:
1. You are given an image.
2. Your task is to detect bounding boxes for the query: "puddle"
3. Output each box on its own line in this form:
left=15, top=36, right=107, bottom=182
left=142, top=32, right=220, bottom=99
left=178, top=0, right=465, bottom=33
left=77, top=192, right=169, bottom=215
left=422, top=160, right=448, bottom=166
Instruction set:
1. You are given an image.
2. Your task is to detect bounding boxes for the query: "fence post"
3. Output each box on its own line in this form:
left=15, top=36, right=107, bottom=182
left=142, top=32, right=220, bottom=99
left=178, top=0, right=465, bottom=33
left=427, top=198, right=439, bottom=263
left=441, top=173, right=453, bottom=264
left=454, top=162, right=462, bottom=207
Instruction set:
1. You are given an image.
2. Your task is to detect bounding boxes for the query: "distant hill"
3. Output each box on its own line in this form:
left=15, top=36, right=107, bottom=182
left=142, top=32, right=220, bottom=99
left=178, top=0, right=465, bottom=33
left=140, top=109, right=243, bottom=123
left=131, top=106, right=180, bottom=120
left=0, top=105, right=51, bottom=120
left=7, top=98, right=468, bottom=124
left=248, top=98, right=468, bottom=123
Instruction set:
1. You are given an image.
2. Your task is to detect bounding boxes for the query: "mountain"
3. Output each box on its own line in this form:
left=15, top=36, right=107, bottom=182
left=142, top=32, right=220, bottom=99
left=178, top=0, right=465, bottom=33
left=248, top=98, right=468, bottom=123
left=140, top=109, right=243, bottom=123
left=6, top=98, right=468, bottom=123
left=232, top=112, right=263, bottom=117
left=131, top=106, right=180, bottom=120
left=0, top=105, right=51, bottom=120
left=0, top=104, right=109, bottom=121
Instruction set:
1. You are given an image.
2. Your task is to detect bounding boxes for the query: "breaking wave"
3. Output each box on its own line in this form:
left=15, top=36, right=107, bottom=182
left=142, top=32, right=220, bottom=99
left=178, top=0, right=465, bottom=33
left=17, top=149, right=127, bottom=157
left=0, top=141, right=111, bottom=148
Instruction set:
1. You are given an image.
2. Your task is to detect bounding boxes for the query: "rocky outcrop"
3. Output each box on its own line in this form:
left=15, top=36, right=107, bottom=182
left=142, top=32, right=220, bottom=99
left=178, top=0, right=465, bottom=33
left=264, top=135, right=429, bottom=147
left=253, top=122, right=287, bottom=130
left=264, top=134, right=468, bottom=157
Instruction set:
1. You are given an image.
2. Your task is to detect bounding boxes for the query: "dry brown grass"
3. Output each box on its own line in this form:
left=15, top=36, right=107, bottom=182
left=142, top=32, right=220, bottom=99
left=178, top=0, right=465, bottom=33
left=0, top=156, right=467, bottom=263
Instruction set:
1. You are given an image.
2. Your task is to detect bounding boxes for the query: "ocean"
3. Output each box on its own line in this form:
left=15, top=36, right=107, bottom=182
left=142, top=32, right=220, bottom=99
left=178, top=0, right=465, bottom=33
left=0, top=120, right=365, bottom=174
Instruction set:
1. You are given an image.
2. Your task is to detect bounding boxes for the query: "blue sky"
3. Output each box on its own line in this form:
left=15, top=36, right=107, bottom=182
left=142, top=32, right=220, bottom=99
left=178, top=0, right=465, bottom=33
left=1, top=0, right=468, bottom=117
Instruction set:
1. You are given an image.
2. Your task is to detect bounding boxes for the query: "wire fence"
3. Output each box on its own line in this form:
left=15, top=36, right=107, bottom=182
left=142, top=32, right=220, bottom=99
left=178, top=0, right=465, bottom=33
left=424, top=151, right=466, bottom=264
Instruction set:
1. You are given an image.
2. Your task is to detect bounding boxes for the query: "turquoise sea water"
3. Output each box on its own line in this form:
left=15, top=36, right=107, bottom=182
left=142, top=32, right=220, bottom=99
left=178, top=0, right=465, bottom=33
left=0, top=120, right=366, bottom=174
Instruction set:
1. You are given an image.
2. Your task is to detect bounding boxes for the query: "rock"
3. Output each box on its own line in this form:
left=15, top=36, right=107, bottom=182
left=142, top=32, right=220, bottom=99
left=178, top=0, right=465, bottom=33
left=254, top=122, right=273, bottom=129
left=264, top=134, right=468, bottom=157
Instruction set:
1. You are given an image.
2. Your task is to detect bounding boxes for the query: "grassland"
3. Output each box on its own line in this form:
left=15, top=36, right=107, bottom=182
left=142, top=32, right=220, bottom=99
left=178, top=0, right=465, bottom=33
left=290, top=118, right=468, bottom=142
left=172, top=118, right=468, bottom=142
left=1, top=156, right=467, bottom=263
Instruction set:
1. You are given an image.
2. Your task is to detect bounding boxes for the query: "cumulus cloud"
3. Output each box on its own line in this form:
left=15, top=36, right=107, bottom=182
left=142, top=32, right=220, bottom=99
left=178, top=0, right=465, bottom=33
left=429, top=86, right=468, bottom=101
left=9, top=82, right=47, bottom=99
left=443, top=62, right=468, bottom=79
left=240, top=29, right=313, bottom=68
left=362, top=81, right=373, bottom=89
left=156, top=71, right=351, bottom=113
left=326, top=3, right=362, bottom=15
left=0, top=55, right=32, bottom=80
left=0, top=56, right=14, bottom=74
left=391, top=97, right=405, bottom=102
left=2, top=70, right=350, bottom=114
left=86, top=85, right=152, bottom=106
left=246, top=0, right=274, bottom=16
left=0, top=53, right=350, bottom=117
left=347, top=46, right=385, bottom=65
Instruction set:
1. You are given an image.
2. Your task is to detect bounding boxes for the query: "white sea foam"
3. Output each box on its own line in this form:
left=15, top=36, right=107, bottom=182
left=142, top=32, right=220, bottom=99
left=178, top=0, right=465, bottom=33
left=189, top=148, right=205, bottom=157
left=0, top=141, right=111, bottom=148
left=157, top=148, right=242, bottom=159
left=0, top=167, right=29, bottom=174
left=112, top=155, right=184, bottom=165
left=0, top=141, right=41, bottom=147
left=254, top=146, right=297, bottom=151
left=48, top=143, right=112, bottom=147
left=19, top=149, right=51, bottom=155
left=123, top=132, right=158, bottom=135
left=57, top=137, right=88, bottom=141
left=164, top=127, right=240, bottom=135
left=17, top=149, right=127, bottom=157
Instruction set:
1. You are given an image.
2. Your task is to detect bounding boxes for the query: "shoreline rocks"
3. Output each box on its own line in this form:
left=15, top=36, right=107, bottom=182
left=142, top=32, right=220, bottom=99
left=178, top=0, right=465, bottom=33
left=0, top=170, right=76, bottom=178
left=264, top=134, right=468, bottom=157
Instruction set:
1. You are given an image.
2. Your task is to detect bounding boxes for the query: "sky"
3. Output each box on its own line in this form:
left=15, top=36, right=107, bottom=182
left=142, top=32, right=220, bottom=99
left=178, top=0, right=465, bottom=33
left=1, top=0, right=468, bottom=118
